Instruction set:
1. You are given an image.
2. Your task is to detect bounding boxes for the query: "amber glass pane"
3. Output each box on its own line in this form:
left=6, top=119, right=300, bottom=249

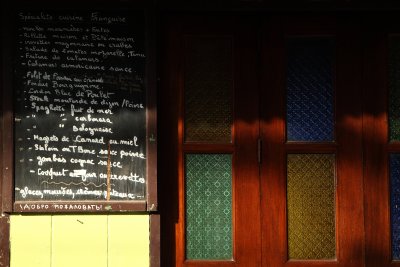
left=184, top=37, right=233, bottom=143
left=287, top=154, right=336, bottom=259
left=185, top=154, right=233, bottom=260
left=389, top=37, right=400, bottom=141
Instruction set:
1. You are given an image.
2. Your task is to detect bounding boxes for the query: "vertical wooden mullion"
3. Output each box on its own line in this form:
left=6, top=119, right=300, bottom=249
left=363, top=16, right=391, bottom=267
left=233, top=16, right=262, bottom=267
left=335, top=16, right=364, bottom=267
left=178, top=19, right=186, bottom=267
left=363, top=16, right=390, bottom=267
left=260, top=15, right=287, bottom=267
left=159, top=15, right=183, bottom=267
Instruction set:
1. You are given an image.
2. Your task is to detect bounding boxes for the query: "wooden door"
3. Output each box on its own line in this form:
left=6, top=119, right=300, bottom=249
left=259, top=15, right=364, bottom=267
left=160, top=14, right=365, bottom=267
left=160, top=15, right=262, bottom=267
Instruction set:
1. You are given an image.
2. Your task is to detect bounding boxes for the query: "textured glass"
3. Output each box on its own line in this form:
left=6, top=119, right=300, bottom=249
left=286, top=38, right=334, bottom=142
left=389, top=37, right=400, bottom=141
left=287, top=154, right=336, bottom=259
left=184, top=37, right=233, bottom=143
left=185, top=154, right=233, bottom=260
left=390, top=154, right=400, bottom=259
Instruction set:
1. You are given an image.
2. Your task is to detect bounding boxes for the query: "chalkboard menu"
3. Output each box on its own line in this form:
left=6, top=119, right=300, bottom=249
left=13, top=10, right=153, bottom=209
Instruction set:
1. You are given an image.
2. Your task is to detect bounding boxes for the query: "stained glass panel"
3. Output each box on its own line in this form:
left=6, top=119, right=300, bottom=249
left=287, top=154, right=336, bottom=259
left=390, top=154, right=400, bottom=259
left=185, top=154, right=233, bottom=260
left=389, top=37, right=400, bottom=141
left=286, top=38, right=334, bottom=142
left=184, top=37, right=233, bottom=143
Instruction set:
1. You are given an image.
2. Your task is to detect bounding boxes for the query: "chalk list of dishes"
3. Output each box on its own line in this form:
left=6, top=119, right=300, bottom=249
left=14, top=10, right=147, bottom=201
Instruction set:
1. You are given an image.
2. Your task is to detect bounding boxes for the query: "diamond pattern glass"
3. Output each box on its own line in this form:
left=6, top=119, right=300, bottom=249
left=389, top=37, right=400, bottom=141
left=184, top=37, right=233, bottom=143
left=185, top=154, right=233, bottom=260
left=286, top=38, right=335, bottom=142
left=390, top=154, right=400, bottom=259
left=287, top=154, right=336, bottom=259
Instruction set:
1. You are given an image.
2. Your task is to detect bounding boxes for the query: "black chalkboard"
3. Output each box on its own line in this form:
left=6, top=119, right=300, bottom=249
left=14, top=10, right=148, bottom=202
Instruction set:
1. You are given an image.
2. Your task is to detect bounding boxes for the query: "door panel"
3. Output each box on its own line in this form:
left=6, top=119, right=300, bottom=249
left=161, top=15, right=261, bottom=267
left=259, top=16, right=364, bottom=267
left=162, top=14, right=364, bottom=267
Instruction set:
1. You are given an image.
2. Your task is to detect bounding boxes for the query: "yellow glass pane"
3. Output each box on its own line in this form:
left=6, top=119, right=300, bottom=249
left=287, top=154, right=336, bottom=259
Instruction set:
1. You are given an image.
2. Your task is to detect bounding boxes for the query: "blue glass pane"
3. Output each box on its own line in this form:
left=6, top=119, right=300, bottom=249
left=286, top=38, right=334, bottom=142
left=391, top=154, right=400, bottom=259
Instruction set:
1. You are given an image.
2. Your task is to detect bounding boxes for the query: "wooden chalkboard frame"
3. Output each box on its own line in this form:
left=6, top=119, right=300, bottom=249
left=1, top=4, right=157, bottom=213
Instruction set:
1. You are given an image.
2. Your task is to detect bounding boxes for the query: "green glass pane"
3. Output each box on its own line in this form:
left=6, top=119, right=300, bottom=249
left=287, top=154, right=336, bottom=260
left=185, top=154, right=233, bottom=260
left=184, top=37, right=233, bottom=143
left=389, top=37, right=400, bottom=141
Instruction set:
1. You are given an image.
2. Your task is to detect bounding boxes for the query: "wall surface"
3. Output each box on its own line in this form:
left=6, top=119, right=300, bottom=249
left=9, top=214, right=150, bottom=267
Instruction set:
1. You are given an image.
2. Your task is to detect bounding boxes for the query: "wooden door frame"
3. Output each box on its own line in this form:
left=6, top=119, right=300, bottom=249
left=259, top=15, right=364, bottom=267
left=160, top=10, right=400, bottom=267
left=159, top=14, right=262, bottom=267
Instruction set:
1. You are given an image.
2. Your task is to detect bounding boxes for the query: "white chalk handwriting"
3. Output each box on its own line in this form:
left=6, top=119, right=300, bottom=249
left=15, top=11, right=147, bottom=201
